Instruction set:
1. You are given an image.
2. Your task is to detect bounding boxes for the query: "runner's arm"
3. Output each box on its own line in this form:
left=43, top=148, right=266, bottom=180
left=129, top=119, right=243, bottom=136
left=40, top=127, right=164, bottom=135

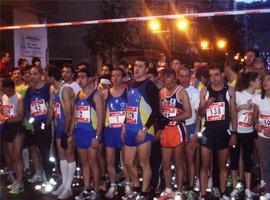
left=229, top=87, right=237, bottom=132
left=46, top=86, right=54, bottom=126
left=93, top=91, right=105, bottom=137
left=61, top=87, right=74, bottom=133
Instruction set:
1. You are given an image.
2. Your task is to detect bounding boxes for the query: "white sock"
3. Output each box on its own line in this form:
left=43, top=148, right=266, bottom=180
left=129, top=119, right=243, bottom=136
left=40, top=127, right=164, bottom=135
left=64, top=161, right=76, bottom=191
left=22, top=148, right=30, bottom=170
left=60, top=160, right=68, bottom=188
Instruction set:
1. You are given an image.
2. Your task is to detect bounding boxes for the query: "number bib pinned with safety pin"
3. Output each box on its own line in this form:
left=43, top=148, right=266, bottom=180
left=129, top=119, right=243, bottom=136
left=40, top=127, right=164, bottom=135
left=239, top=112, right=253, bottom=127
left=108, top=111, right=126, bottom=128
left=30, top=99, right=47, bottom=117
left=259, top=114, right=270, bottom=130
left=126, top=106, right=138, bottom=124
left=206, top=102, right=225, bottom=121
left=76, top=106, right=91, bottom=123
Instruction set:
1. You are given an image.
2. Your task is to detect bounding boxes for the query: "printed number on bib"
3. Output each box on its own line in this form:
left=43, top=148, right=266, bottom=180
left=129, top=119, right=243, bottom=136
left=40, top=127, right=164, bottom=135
left=109, top=111, right=126, bottom=128
left=259, top=115, right=270, bottom=130
left=2, top=104, right=15, bottom=117
left=206, top=102, right=225, bottom=121
left=162, top=107, right=177, bottom=118
left=239, top=112, right=253, bottom=127
left=126, top=106, right=138, bottom=124
left=30, top=99, right=47, bottom=116
left=76, top=106, right=90, bottom=123
left=53, top=102, right=61, bottom=119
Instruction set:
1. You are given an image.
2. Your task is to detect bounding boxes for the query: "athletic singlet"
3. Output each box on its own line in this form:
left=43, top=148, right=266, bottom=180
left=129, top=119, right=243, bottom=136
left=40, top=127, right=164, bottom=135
left=185, top=85, right=200, bottom=125
left=160, top=85, right=184, bottom=126
left=75, top=90, right=97, bottom=133
left=204, top=85, right=230, bottom=131
left=252, top=94, right=270, bottom=139
left=52, top=82, right=66, bottom=134
left=236, top=90, right=255, bottom=133
left=105, top=89, right=127, bottom=128
left=25, top=84, right=50, bottom=122
left=2, top=92, right=22, bottom=118
left=125, top=80, right=155, bottom=135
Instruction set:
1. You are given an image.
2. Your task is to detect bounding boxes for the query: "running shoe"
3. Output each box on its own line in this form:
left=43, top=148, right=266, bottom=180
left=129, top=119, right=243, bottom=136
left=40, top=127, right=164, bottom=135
left=89, top=190, right=100, bottom=200
left=159, top=188, right=174, bottom=200
left=174, top=191, right=183, bottom=200
left=122, top=191, right=139, bottom=200
left=9, top=182, right=25, bottom=194
left=28, top=173, right=43, bottom=183
left=186, top=190, right=196, bottom=200
left=211, top=187, right=220, bottom=198
left=58, top=189, right=73, bottom=200
left=75, top=189, right=92, bottom=200
left=7, top=180, right=18, bottom=190
left=40, top=181, right=54, bottom=194
left=260, top=193, right=270, bottom=200
left=230, top=189, right=239, bottom=199
left=220, top=194, right=230, bottom=200
left=105, top=184, right=118, bottom=198
left=194, top=177, right=200, bottom=192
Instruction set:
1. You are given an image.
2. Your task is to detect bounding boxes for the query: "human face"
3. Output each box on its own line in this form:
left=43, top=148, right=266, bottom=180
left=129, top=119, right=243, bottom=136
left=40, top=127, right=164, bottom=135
left=23, top=70, right=31, bottom=84
left=254, top=63, right=266, bottom=77
left=250, top=76, right=261, bottom=90
left=62, top=67, right=73, bottom=82
left=101, top=66, right=111, bottom=76
left=133, top=61, right=147, bottom=79
left=30, top=67, right=42, bottom=84
left=2, top=87, right=14, bottom=97
left=164, top=74, right=177, bottom=90
left=77, top=72, right=92, bottom=89
left=3, top=53, right=11, bottom=63
left=245, top=51, right=256, bottom=66
left=12, top=69, right=22, bottom=83
left=33, top=61, right=41, bottom=67
left=178, top=69, right=190, bottom=87
left=146, top=73, right=156, bottom=82
left=263, top=74, right=270, bottom=92
left=111, top=70, right=123, bottom=86
left=171, top=60, right=181, bottom=73
left=20, top=60, right=28, bottom=68
left=209, top=68, right=224, bottom=86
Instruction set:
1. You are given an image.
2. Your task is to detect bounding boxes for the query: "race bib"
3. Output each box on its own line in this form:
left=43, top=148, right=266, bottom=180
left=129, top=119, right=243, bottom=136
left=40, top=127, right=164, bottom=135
left=108, top=111, right=126, bottom=128
left=259, top=115, right=270, bottom=129
left=76, top=106, right=91, bottom=123
left=206, top=102, right=225, bottom=121
left=126, top=106, right=138, bottom=124
left=30, top=99, right=47, bottom=116
left=53, top=102, right=61, bottom=119
left=238, top=112, right=253, bottom=127
left=2, top=104, right=15, bottom=118
left=162, top=107, right=177, bottom=118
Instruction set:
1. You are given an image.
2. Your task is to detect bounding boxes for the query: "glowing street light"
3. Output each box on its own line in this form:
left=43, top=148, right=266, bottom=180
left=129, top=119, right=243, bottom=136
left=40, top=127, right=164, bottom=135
left=149, top=19, right=161, bottom=32
left=216, top=39, right=227, bottom=49
left=176, top=18, right=188, bottom=31
left=200, top=40, right=209, bottom=50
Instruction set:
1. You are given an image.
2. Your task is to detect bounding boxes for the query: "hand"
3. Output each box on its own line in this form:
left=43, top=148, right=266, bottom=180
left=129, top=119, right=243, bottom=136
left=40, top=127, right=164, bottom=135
left=155, top=129, right=162, bottom=140
left=91, top=138, right=99, bottom=149
left=61, top=132, right=68, bottom=149
left=206, top=97, right=216, bottom=106
left=136, top=129, right=146, bottom=143
left=229, top=134, right=237, bottom=148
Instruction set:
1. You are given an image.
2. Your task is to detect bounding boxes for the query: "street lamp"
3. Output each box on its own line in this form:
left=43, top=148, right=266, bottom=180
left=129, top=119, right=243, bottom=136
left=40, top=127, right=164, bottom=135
left=149, top=19, right=161, bottom=32
left=176, top=18, right=188, bottom=31
left=200, top=40, right=209, bottom=50
left=216, top=39, right=227, bottom=49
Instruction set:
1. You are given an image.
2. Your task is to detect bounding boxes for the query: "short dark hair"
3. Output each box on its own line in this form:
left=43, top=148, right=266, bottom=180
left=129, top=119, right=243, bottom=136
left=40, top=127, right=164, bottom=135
left=76, top=61, right=90, bottom=70
left=163, top=68, right=177, bottom=79
left=2, top=78, right=15, bottom=89
left=18, top=58, right=28, bottom=67
left=179, top=65, right=192, bottom=76
left=103, top=63, right=113, bottom=72
left=76, top=67, right=96, bottom=78
left=246, top=49, right=259, bottom=58
left=11, top=67, right=21, bottom=73
left=0, top=51, right=9, bottom=58
left=224, top=57, right=242, bottom=73
left=32, top=57, right=41, bottom=65
left=147, top=68, right=158, bottom=77
left=31, top=65, right=43, bottom=74
left=62, top=63, right=75, bottom=74
left=208, top=63, right=224, bottom=73
left=135, top=57, right=149, bottom=68
left=47, top=64, right=62, bottom=81
left=112, top=67, right=125, bottom=77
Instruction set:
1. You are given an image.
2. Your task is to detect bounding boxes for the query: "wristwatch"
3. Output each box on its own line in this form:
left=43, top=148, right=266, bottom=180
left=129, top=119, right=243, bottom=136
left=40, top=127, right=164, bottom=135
left=141, top=126, right=148, bottom=133
left=94, top=135, right=101, bottom=142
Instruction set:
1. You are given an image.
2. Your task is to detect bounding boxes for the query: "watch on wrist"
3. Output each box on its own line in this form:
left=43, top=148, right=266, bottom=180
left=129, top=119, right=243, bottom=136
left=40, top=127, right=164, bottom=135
left=141, top=126, right=148, bottom=133
left=95, top=135, right=101, bottom=142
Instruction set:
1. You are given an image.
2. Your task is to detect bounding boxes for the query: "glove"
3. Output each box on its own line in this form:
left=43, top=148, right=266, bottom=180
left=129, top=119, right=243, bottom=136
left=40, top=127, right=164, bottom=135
left=61, top=132, right=68, bottom=149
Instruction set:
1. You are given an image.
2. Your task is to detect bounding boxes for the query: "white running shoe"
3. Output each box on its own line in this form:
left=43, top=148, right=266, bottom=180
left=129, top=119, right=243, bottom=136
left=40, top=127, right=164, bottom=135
left=9, top=182, right=25, bottom=194
left=230, top=189, right=239, bottom=199
left=105, top=184, right=118, bottom=198
left=52, top=185, right=64, bottom=196
left=58, top=189, right=73, bottom=199
left=28, top=174, right=43, bottom=183
left=260, top=193, right=270, bottom=200
left=174, top=191, right=183, bottom=200
left=7, top=180, right=18, bottom=190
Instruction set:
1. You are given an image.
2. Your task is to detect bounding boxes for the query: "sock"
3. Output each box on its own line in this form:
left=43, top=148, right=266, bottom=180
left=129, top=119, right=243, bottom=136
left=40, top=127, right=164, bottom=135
left=60, top=160, right=68, bottom=188
left=22, top=148, right=30, bottom=170
left=64, top=161, right=76, bottom=191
